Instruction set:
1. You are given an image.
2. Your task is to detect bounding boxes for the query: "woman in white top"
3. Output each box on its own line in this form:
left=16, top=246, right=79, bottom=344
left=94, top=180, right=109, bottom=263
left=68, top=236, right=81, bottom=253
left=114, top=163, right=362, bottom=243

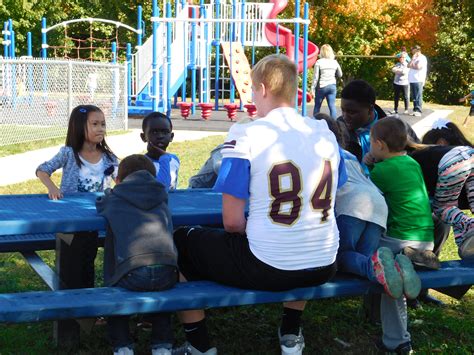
left=311, top=44, right=343, bottom=119
left=391, top=53, right=410, bottom=114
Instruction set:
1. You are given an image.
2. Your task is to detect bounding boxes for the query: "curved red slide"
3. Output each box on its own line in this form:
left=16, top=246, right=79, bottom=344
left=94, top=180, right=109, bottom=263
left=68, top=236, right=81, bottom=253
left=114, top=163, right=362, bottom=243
left=264, top=0, right=318, bottom=105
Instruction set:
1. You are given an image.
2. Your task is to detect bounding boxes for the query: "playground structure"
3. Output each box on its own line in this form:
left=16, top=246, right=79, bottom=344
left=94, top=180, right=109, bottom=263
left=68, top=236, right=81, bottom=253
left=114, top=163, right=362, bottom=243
left=1, top=0, right=316, bottom=127
left=133, top=0, right=316, bottom=118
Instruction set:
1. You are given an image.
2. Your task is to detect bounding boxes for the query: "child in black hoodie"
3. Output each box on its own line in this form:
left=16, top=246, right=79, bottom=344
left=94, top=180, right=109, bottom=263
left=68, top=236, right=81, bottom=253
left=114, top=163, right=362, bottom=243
left=96, top=154, right=180, bottom=355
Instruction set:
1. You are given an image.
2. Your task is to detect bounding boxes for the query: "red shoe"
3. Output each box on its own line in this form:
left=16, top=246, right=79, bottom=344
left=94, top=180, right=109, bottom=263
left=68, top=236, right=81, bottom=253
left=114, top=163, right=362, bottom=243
left=371, top=247, right=403, bottom=299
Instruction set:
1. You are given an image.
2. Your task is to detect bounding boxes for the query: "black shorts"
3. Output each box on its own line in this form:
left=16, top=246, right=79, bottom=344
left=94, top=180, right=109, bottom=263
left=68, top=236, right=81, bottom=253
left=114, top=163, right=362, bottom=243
left=174, top=227, right=337, bottom=292
left=469, top=104, right=474, bottom=116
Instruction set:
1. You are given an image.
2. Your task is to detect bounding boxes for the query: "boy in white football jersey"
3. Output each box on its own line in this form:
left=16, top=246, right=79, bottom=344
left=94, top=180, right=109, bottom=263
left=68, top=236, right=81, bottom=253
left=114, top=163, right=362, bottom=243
left=173, top=54, right=346, bottom=355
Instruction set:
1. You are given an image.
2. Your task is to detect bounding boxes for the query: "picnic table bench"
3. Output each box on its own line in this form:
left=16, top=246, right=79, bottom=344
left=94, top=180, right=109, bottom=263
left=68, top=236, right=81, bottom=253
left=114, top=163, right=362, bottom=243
left=0, top=191, right=473, bottom=347
left=1, top=260, right=473, bottom=324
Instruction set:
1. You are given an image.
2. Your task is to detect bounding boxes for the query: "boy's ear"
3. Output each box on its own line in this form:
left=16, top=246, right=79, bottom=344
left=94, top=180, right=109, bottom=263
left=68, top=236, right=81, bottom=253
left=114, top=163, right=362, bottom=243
left=170, top=132, right=174, bottom=142
left=260, top=83, right=267, bottom=97
left=376, top=139, right=387, bottom=151
left=140, top=132, right=147, bottom=143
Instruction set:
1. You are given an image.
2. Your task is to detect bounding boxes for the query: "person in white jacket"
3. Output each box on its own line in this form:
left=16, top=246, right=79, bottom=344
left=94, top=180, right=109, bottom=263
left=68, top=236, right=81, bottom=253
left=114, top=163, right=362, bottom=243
left=391, top=53, right=410, bottom=115
left=408, top=45, right=428, bottom=117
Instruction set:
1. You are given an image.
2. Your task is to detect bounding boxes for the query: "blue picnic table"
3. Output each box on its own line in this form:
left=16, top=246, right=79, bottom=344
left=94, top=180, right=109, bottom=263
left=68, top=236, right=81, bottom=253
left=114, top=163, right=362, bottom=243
left=0, top=189, right=223, bottom=236
left=0, top=189, right=224, bottom=345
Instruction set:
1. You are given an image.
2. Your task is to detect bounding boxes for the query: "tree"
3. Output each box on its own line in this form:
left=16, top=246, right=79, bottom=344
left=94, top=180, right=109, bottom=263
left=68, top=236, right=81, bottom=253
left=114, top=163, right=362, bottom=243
left=427, top=0, right=474, bottom=104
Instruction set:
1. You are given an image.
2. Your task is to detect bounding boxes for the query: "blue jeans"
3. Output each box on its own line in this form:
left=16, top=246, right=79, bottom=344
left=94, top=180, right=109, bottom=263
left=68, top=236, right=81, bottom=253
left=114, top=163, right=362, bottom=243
left=410, top=82, right=424, bottom=113
left=313, top=84, right=337, bottom=119
left=336, top=215, right=383, bottom=280
left=107, top=265, right=178, bottom=350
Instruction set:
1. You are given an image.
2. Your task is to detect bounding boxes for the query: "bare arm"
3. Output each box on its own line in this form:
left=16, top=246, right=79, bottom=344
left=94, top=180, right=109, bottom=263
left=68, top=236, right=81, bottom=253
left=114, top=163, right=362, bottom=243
left=222, top=193, right=247, bottom=234
left=36, top=170, right=63, bottom=200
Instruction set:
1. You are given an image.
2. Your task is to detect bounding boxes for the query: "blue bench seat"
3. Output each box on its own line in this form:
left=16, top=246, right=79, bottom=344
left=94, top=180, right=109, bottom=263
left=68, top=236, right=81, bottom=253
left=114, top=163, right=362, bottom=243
left=1, top=260, right=472, bottom=324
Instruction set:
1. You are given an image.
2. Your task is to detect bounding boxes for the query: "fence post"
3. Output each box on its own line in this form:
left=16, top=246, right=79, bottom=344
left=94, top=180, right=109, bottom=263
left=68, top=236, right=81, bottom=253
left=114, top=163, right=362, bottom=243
left=68, top=62, right=73, bottom=116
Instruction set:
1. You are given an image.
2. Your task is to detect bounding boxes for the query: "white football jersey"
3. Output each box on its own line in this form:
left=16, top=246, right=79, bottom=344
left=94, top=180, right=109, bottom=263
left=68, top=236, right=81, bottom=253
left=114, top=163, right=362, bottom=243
left=222, top=107, right=341, bottom=270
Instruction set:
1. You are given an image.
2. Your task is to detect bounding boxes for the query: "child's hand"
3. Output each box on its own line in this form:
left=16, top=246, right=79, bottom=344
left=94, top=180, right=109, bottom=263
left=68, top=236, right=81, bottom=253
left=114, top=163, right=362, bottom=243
left=363, top=153, right=376, bottom=166
left=48, top=186, right=63, bottom=200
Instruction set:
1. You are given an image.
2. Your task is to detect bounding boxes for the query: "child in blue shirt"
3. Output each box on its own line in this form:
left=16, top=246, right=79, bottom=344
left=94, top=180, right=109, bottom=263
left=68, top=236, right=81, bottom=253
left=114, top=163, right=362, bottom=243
left=140, top=112, right=180, bottom=190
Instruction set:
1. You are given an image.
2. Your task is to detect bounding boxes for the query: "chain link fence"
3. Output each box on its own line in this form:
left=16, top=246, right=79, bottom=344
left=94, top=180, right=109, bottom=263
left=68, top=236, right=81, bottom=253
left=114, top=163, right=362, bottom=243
left=0, top=58, right=127, bottom=147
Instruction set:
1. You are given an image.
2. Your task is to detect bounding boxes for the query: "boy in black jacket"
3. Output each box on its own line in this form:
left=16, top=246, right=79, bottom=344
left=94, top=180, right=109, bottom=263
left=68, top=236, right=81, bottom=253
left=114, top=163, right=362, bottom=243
left=96, top=154, right=180, bottom=355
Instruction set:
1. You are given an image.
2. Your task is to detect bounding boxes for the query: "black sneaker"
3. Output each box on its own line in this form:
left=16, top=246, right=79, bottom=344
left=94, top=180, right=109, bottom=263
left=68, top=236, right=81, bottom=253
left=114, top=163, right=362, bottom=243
left=376, top=340, right=413, bottom=354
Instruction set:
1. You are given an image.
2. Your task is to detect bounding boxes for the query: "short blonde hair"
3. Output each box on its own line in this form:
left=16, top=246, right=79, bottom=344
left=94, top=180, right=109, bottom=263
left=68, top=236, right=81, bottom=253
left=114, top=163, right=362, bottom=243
left=251, top=54, right=297, bottom=103
left=320, top=44, right=335, bottom=60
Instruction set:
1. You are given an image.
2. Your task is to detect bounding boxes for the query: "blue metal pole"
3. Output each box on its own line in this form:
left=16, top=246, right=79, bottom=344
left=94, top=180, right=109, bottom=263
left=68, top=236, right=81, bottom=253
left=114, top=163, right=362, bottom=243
left=181, top=0, right=187, bottom=103
left=126, top=43, right=132, bottom=106
left=166, top=2, right=172, bottom=114
left=137, top=5, right=143, bottom=46
left=294, top=0, right=300, bottom=109
left=152, top=0, right=159, bottom=112
left=302, top=3, right=309, bottom=117
left=190, top=7, right=197, bottom=114
left=202, top=4, right=209, bottom=103
left=10, top=30, right=15, bottom=58
left=276, top=24, right=280, bottom=54
left=111, top=41, right=117, bottom=63
left=239, top=0, right=245, bottom=110
left=27, top=32, right=32, bottom=57
left=41, top=17, right=47, bottom=58
left=8, top=20, right=13, bottom=58
left=3, top=22, right=8, bottom=57
left=27, top=31, right=34, bottom=102
left=213, top=0, right=221, bottom=110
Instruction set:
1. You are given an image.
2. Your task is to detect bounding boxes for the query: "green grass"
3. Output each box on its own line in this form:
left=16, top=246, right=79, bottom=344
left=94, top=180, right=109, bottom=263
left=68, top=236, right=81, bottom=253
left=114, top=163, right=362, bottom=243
left=0, top=135, right=473, bottom=354
left=0, top=130, right=130, bottom=158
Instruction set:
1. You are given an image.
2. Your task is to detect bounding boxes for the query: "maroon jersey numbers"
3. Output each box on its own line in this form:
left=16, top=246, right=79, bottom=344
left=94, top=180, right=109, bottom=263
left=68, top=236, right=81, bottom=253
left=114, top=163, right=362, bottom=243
left=268, top=160, right=333, bottom=225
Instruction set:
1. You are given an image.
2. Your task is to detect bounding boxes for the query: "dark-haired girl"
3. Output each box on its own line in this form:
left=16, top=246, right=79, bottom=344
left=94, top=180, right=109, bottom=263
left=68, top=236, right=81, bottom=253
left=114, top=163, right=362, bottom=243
left=409, top=120, right=473, bottom=260
left=36, top=104, right=118, bottom=199
left=36, top=105, right=119, bottom=291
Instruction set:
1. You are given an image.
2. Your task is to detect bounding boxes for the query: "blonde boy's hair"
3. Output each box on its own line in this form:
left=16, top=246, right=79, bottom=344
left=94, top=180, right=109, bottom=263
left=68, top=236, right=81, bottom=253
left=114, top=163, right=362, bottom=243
left=320, top=44, right=335, bottom=60
left=251, top=54, right=297, bottom=103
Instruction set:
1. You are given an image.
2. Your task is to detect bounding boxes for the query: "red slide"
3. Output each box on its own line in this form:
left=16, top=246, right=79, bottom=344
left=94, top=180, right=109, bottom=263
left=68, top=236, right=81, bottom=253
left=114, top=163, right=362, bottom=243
left=264, top=0, right=318, bottom=105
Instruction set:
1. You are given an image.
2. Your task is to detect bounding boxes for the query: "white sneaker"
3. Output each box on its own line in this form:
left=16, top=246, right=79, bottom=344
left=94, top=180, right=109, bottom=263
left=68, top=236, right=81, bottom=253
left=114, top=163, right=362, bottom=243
left=152, top=347, right=172, bottom=355
left=114, top=347, right=134, bottom=355
left=403, top=110, right=409, bottom=115
left=278, top=328, right=305, bottom=355
left=411, top=111, right=422, bottom=117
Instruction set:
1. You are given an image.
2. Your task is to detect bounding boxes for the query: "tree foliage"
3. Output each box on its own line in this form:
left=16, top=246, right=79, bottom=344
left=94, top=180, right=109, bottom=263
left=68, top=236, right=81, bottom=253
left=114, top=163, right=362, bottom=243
left=1, top=0, right=471, bottom=103
left=427, top=0, right=474, bottom=104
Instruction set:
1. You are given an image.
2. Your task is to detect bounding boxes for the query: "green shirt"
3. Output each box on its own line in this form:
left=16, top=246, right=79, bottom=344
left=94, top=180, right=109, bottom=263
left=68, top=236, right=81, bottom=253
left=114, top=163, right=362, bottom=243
left=370, top=155, right=433, bottom=242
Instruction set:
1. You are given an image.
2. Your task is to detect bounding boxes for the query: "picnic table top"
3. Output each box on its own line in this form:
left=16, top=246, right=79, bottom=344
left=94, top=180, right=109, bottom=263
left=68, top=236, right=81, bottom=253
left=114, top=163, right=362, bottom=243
left=0, top=189, right=223, bottom=236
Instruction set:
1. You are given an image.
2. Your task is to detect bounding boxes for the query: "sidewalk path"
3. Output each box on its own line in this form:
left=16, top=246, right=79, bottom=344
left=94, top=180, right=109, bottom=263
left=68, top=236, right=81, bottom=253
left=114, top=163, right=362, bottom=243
left=0, top=107, right=452, bottom=187
left=0, top=130, right=225, bottom=186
